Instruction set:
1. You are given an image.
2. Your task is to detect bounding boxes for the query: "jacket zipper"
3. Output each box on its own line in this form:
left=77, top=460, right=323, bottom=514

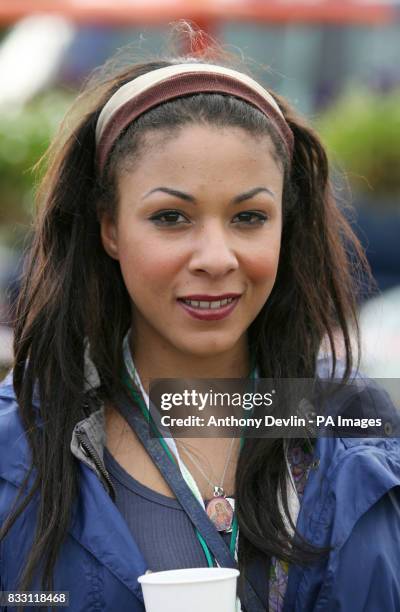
left=75, top=429, right=116, bottom=502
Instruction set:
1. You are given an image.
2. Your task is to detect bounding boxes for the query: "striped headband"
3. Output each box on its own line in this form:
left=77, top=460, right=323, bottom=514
left=95, top=63, right=294, bottom=174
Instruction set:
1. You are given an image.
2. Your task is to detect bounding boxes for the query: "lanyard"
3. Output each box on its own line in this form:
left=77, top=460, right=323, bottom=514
left=122, top=331, right=258, bottom=563
left=121, top=333, right=262, bottom=611
left=122, top=370, right=222, bottom=564
left=114, top=381, right=265, bottom=612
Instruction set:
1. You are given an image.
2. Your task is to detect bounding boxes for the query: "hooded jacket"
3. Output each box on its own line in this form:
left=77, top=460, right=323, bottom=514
left=1, top=369, right=400, bottom=612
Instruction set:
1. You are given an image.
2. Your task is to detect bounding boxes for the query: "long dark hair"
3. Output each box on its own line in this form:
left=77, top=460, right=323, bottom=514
left=1, top=35, right=369, bottom=598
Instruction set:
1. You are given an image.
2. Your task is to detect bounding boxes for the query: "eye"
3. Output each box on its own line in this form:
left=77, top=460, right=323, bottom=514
left=232, top=211, right=268, bottom=226
left=149, top=210, right=190, bottom=226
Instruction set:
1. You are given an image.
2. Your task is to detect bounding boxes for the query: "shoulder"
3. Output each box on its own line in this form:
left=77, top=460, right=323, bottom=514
left=308, top=366, right=400, bottom=541
left=312, top=433, right=400, bottom=539
left=288, top=369, right=400, bottom=609
left=286, top=422, right=400, bottom=606
left=299, top=433, right=400, bottom=610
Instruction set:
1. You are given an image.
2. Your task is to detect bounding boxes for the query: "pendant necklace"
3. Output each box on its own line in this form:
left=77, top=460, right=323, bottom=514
left=177, top=438, right=237, bottom=533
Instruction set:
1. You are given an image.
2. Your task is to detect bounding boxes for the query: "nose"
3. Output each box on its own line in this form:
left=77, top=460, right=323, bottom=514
left=188, top=220, right=239, bottom=277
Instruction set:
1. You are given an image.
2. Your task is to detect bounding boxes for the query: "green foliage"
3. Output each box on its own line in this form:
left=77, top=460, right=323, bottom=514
left=0, top=89, right=75, bottom=241
left=317, top=89, right=400, bottom=198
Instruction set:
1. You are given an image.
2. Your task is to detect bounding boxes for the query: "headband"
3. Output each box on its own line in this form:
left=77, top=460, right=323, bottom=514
left=95, top=63, right=294, bottom=174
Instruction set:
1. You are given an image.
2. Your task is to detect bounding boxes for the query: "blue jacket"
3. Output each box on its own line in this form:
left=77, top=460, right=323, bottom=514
left=1, top=370, right=400, bottom=612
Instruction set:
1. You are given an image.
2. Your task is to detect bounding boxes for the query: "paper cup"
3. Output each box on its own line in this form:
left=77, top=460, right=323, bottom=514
left=138, top=567, right=239, bottom=612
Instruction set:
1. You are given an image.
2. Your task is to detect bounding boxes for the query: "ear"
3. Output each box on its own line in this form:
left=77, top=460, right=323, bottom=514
left=99, top=211, right=119, bottom=260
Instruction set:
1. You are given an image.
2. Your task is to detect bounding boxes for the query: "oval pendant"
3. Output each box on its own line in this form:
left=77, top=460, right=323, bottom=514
left=205, top=496, right=234, bottom=532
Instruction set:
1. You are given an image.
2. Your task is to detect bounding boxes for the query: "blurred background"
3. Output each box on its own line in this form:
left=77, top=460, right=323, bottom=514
left=0, top=0, right=399, bottom=401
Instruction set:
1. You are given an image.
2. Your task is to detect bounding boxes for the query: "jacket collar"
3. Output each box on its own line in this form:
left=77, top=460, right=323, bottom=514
left=70, top=405, right=111, bottom=490
left=0, top=368, right=111, bottom=493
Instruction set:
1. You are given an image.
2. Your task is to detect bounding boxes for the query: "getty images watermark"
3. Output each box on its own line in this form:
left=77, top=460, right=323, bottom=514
left=148, top=377, right=400, bottom=438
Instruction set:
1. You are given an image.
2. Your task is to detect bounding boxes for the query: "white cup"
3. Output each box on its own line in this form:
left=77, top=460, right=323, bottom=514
left=138, top=567, right=240, bottom=612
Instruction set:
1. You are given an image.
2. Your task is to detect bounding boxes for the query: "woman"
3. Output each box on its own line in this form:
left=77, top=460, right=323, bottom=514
left=1, top=40, right=400, bottom=612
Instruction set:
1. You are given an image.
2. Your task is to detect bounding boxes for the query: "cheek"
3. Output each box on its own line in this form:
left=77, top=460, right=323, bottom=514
left=242, top=241, right=281, bottom=287
left=116, top=231, right=184, bottom=295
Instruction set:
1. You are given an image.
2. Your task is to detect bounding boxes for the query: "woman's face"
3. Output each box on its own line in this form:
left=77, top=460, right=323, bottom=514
left=100, top=124, right=284, bottom=359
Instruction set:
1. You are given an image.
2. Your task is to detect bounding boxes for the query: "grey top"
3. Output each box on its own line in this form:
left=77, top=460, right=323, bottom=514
left=103, top=446, right=269, bottom=608
left=103, top=446, right=233, bottom=572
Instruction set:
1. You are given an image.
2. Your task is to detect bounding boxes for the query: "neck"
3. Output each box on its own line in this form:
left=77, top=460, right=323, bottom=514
left=129, top=334, right=251, bottom=395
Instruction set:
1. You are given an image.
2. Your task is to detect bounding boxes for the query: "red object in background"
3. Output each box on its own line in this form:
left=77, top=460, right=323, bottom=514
left=0, top=0, right=395, bottom=27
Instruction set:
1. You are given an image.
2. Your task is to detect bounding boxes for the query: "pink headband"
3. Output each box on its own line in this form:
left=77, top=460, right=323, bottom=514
left=95, top=63, right=294, bottom=174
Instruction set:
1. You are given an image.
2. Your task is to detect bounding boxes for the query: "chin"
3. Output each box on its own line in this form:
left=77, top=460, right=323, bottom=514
left=178, top=336, right=240, bottom=359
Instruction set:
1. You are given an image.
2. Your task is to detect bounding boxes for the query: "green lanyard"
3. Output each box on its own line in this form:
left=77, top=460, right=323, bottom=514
left=122, top=359, right=256, bottom=566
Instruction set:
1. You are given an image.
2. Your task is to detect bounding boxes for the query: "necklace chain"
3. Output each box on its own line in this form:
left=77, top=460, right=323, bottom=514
left=177, top=437, right=236, bottom=496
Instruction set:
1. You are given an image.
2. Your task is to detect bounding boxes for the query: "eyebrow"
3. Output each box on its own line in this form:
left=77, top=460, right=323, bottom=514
left=142, top=186, right=275, bottom=203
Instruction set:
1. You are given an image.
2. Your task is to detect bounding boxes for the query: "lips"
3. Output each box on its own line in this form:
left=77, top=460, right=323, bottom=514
left=177, top=295, right=241, bottom=321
